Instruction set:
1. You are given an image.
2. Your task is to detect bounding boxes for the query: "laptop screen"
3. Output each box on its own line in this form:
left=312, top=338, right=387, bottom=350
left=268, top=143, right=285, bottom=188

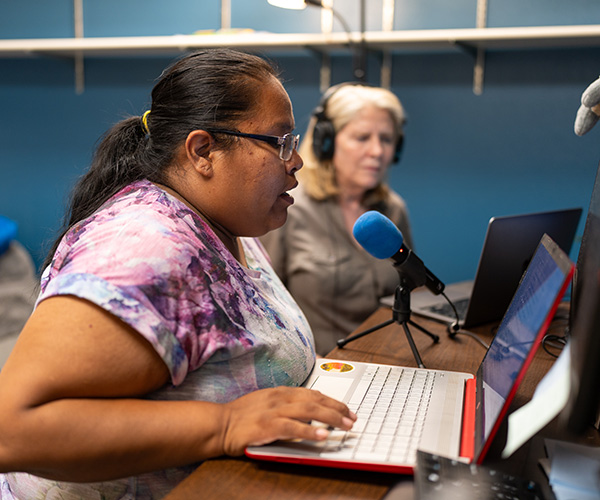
left=474, top=234, right=574, bottom=461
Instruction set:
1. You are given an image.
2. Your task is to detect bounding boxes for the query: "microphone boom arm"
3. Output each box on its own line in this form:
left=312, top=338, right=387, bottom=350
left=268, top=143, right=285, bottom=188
left=392, top=247, right=445, bottom=295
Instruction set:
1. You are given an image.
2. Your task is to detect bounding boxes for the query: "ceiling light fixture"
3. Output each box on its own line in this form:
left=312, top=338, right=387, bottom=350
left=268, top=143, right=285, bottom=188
left=267, top=0, right=366, bottom=82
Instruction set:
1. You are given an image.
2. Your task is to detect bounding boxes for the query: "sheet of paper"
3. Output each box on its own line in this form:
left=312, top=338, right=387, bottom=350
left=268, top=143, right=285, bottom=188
left=547, top=439, right=600, bottom=500
left=501, top=343, right=571, bottom=458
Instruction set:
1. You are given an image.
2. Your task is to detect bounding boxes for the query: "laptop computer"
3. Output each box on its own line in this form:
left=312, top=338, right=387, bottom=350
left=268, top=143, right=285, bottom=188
left=246, top=234, right=574, bottom=474
left=392, top=208, right=581, bottom=329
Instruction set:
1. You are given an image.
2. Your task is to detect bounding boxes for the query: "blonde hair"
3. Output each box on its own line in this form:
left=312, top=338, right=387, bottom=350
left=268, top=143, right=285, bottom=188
left=298, top=84, right=405, bottom=203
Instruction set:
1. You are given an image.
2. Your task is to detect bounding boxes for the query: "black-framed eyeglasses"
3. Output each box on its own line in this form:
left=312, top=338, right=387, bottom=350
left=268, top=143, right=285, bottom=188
left=209, top=129, right=300, bottom=162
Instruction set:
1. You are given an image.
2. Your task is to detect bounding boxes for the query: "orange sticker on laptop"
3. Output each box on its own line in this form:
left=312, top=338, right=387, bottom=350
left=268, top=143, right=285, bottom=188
left=318, top=361, right=355, bottom=373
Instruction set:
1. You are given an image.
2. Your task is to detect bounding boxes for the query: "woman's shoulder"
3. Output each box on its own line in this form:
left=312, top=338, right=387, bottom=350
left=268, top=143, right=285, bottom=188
left=281, top=185, right=339, bottom=237
left=366, top=188, right=408, bottom=222
left=60, top=180, right=222, bottom=267
left=380, top=188, right=413, bottom=248
left=102, top=180, right=210, bottom=237
left=384, top=189, right=408, bottom=211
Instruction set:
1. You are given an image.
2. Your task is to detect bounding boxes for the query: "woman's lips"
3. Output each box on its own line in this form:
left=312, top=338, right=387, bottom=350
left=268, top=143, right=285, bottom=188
left=279, top=192, right=294, bottom=205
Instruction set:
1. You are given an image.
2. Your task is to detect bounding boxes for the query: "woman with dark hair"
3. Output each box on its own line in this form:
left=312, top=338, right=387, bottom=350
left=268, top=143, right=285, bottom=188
left=0, top=49, right=355, bottom=499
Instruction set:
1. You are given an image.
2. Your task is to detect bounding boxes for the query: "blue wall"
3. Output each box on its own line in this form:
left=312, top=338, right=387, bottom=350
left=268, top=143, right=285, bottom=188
left=1, top=0, right=600, bottom=286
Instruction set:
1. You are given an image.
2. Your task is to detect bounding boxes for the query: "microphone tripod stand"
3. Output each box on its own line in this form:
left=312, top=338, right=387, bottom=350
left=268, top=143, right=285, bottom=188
left=336, top=274, right=440, bottom=368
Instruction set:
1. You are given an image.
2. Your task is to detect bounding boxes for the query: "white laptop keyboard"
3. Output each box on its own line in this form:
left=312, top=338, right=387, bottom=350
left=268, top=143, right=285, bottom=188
left=315, top=365, right=438, bottom=465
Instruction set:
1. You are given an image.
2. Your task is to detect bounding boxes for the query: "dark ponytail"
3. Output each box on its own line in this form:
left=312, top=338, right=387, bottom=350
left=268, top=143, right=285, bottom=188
left=42, top=49, right=280, bottom=271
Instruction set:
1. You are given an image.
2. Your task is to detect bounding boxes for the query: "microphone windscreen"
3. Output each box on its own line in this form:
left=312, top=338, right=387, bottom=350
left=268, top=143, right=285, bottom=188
left=353, top=211, right=404, bottom=259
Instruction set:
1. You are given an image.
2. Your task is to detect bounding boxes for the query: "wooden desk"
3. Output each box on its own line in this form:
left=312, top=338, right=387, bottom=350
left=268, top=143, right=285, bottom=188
left=164, top=305, right=581, bottom=500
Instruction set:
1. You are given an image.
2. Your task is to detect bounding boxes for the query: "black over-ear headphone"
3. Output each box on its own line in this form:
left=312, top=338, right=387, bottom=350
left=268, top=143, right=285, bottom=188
left=311, top=82, right=404, bottom=163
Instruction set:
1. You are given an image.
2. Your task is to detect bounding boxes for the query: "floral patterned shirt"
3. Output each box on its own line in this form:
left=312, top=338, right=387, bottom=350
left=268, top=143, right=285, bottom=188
left=1, top=179, right=314, bottom=500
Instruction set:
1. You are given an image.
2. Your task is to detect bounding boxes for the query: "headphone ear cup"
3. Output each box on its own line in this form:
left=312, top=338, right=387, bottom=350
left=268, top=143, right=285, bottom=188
left=393, top=133, right=404, bottom=164
left=312, top=118, right=336, bottom=161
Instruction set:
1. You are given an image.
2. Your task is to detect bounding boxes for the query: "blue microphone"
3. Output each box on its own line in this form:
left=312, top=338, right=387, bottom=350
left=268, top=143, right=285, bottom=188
left=353, top=211, right=445, bottom=295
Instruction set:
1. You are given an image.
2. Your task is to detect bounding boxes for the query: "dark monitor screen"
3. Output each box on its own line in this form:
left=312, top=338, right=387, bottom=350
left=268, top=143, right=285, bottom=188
left=571, top=162, right=600, bottom=321
left=563, top=161, right=600, bottom=434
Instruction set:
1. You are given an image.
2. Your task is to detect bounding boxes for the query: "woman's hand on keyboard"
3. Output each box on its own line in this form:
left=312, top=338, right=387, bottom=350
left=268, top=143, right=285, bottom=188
left=220, top=386, right=357, bottom=456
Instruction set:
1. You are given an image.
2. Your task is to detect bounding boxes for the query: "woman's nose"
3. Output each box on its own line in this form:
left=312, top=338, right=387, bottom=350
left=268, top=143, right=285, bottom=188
left=368, top=137, right=384, bottom=156
left=286, top=149, right=303, bottom=174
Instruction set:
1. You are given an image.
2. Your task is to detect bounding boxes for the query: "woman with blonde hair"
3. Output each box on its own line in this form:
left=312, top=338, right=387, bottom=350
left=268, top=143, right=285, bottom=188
left=262, top=83, right=413, bottom=355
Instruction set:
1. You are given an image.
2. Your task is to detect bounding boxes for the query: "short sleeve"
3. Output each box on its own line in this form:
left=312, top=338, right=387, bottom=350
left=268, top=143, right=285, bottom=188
left=38, top=185, right=233, bottom=386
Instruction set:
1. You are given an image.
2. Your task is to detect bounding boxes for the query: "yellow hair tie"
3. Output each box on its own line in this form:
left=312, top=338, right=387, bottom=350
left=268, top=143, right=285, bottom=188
left=141, top=110, right=151, bottom=135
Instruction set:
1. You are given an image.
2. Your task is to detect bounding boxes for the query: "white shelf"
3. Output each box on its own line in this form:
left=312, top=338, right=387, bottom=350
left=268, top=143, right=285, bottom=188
left=366, top=24, right=600, bottom=50
left=0, top=32, right=349, bottom=58
left=1, top=24, right=600, bottom=58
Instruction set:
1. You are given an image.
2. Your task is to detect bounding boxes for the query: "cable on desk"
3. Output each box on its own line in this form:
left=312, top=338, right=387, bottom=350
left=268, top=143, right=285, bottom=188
left=441, top=291, right=489, bottom=349
left=441, top=291, right=461, bottom=337
left=542, top=334, right=567, bottom=358
left=454, top=329, right=490, bottom=349
left=541, top=308, right=570, bottom=357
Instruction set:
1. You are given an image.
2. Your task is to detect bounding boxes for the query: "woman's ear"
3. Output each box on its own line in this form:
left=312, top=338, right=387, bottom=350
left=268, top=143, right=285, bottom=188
left=185, top=130, right=214, bottom=177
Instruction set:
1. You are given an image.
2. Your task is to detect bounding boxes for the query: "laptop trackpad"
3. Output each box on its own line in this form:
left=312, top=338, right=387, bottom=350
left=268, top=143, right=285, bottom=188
left=309, top=376, right=354, bottom=402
